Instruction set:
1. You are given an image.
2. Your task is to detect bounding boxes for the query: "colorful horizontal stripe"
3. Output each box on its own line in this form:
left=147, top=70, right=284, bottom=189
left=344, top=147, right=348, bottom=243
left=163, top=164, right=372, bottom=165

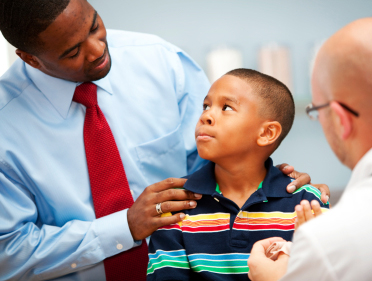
left=234, top=211, right=296, bottom=231
left=147, top=250, right=190, bottom=275
left=182, top=213, right=230, bottom=233
left=188, top=253, right=250, bottom=274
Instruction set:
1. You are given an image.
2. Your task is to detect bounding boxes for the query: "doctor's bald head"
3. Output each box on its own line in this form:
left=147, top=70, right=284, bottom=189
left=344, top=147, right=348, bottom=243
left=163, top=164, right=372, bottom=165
left=312, top=18, right=372, bottom=169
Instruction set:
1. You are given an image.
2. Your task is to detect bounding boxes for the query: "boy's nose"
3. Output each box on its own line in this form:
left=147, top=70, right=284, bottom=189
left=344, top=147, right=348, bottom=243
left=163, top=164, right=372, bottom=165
left=201, top=111, right=214, bottom=125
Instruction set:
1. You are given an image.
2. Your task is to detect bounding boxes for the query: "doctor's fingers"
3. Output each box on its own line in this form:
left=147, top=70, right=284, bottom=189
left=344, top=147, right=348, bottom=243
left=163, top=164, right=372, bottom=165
left=311, top=200, right=323, bottom=217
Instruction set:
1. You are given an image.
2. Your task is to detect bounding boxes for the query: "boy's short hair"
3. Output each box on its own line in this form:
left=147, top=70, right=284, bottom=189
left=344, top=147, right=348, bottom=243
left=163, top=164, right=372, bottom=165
left=226, top=68, right=295, bottom=147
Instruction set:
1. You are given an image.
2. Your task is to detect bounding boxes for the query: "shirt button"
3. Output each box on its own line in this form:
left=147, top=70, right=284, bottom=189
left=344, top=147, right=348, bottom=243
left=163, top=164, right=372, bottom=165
left=71, top=263, right=77, bottom=269
left=117, top=243, right=123, bottom=250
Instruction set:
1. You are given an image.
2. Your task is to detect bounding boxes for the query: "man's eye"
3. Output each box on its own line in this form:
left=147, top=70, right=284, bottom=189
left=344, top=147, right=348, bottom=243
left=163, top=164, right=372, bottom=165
left=91, top=24, right=99, bottom=32
left=203, top=104, right=210, bottom=110
left=223, top=104, right=233, bottom=111
left=68, top=49, right=80, bottom=59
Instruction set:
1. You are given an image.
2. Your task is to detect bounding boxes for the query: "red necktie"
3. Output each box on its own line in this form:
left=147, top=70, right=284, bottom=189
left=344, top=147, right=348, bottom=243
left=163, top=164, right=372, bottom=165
left=73, top=82, right=148, bottom=281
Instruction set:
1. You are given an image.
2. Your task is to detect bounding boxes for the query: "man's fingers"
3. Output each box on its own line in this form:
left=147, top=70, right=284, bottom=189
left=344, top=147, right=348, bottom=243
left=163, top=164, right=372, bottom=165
left=293, top=172, right=311, bottom=188
left=155, top=200, right=197, bottom=216
left=313, top=183, right=330, bottom=204
left=157, top=212, right=186, bottom=228
left=311, top=200, right=323, bottom=217
left=157, top=188, right=202, bottom=203
left=276, top=163, right=294, bottom=175
left=280, top=166, right=331, bottom=205
left=151, top=177, right=188, bottom=192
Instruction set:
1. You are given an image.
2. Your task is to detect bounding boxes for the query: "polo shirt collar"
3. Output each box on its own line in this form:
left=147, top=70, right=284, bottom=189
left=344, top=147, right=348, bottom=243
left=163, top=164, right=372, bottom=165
left=184, top=157, right=292, bottom=198
left=26, top=64, right=113, bottom=119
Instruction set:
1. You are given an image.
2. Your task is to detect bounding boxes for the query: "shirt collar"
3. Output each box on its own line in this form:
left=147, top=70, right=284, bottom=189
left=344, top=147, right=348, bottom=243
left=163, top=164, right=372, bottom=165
left=25, top=64, right=114, bottom=119
left=184, top=157, right=292, bottom=198
left=345, top=147, right=372, bottom=191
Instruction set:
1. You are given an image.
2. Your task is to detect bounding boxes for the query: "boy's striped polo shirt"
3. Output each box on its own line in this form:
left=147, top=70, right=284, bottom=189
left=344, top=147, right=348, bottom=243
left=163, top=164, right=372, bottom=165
left=147, top=158, right=329, bottom=281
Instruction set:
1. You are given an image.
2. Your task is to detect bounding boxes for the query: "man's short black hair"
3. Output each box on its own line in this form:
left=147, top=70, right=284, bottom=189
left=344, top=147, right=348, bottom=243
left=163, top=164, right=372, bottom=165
left=226, top=68, right=295, bottom=147
left=0, top=0, right=70, bottom=54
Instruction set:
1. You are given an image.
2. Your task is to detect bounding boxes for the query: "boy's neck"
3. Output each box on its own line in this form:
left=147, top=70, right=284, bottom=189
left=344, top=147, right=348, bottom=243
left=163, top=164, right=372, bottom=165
left=214, top=155, right=268, bottom=209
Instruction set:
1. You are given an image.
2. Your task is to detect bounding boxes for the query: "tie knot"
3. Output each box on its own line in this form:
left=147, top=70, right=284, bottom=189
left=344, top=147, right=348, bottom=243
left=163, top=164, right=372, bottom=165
left=73, top=82, right=98, bottom=108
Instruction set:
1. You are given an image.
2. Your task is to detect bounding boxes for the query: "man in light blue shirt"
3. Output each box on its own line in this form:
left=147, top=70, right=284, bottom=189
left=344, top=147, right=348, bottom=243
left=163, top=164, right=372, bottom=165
left=0, top=0, right=210, bottom=279
left=0, top=0, right=328, bottom=280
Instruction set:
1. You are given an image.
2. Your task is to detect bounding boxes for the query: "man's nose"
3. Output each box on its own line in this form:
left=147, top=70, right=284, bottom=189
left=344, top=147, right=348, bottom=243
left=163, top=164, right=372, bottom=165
left=86, top=37, right=106, bottom=63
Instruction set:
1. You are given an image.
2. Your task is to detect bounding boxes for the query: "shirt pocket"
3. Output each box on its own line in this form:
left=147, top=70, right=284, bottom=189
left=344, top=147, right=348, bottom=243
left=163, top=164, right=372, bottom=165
left=135, top=124, right=187, bottom=183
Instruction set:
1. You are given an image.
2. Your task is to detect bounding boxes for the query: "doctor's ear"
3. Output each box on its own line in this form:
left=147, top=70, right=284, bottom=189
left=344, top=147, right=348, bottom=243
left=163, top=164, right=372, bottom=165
left=257, top=121, right=282, bottom=147
left=16, top=49, right=41, bottom=69
left=330, top=101, right=353, bottom=140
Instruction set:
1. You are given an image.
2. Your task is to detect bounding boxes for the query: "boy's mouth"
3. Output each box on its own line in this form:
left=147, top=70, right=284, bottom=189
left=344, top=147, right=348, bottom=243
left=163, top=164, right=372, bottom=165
left=196, top=132, right=214, bottom=141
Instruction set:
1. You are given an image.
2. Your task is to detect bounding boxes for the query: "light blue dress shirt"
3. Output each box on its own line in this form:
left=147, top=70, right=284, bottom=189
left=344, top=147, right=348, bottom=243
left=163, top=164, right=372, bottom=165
left=0, top=29, right=210, bottom=281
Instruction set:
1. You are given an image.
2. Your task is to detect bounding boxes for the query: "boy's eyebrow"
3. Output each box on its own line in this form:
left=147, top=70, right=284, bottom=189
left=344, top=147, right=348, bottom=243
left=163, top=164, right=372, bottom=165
left=222, top=96, right=240, bottom=105
left=203, top=95, right=240, bottom=105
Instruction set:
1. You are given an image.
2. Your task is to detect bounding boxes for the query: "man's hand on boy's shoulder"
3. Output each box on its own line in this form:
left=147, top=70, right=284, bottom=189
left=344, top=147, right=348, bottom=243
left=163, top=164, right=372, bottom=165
left=277, top=163, right=330, bottom=204
left=127, top=178, right=201, bottom=241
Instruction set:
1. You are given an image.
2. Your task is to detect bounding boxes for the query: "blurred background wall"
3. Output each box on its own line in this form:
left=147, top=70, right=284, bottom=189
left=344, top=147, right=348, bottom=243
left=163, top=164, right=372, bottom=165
left=2, top=0, right=372, bottom=203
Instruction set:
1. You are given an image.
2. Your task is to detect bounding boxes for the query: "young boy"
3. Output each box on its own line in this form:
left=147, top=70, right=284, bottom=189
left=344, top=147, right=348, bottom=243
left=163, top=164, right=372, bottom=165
left=147, top=69, right=328, bottom=281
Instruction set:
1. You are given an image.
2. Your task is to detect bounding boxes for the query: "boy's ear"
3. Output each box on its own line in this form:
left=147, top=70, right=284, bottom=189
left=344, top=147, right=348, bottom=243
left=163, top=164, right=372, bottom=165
left=15, top=49, right=41, bottom=69
left=257, top=121, right=282, bottom=147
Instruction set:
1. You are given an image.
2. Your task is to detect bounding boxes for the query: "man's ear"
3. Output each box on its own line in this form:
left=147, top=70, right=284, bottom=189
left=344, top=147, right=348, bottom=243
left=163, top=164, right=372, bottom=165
left=330, top=101, right=352, bottom=140
left=257, top=121, right=282, bottom=147
left=15, top=49, right=41, bottom=69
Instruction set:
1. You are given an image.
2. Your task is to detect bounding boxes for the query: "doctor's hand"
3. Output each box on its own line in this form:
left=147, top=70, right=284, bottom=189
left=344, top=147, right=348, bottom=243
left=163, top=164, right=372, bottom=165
left=295, top=200, right=323, bottom=231
left=277, top=163, right=330, bottom=204
left=248, top=237, right=289, bottom=281
left=127, top=178, right=201, bottom=241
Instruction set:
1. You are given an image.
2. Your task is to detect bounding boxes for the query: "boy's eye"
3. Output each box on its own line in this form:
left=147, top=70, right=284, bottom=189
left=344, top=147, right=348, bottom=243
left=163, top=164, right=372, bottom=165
left=203, top=104, right=210, bottom=110
left=223, top=104, right=233, bottom=111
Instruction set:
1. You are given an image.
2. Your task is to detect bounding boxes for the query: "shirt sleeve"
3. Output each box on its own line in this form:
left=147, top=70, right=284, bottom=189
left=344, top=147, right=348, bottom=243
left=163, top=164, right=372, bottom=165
left=174, top=50, right=210, bottom=174
left=295, top=184, right=330, bottom=211
left=0, top=170, right=137, bottom=280
left=147, top=213, right=191, bottom=281
left=280, top=226, right=337, bottom=281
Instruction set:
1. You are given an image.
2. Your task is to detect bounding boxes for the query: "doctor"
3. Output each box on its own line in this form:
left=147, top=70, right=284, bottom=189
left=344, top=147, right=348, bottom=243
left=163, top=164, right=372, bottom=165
left=248, top=18, right=372, bottom=281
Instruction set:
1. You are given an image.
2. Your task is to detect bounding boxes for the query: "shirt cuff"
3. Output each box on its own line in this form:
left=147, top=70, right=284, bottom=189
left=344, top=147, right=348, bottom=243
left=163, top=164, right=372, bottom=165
left=94, top=209, right=137, bottom=259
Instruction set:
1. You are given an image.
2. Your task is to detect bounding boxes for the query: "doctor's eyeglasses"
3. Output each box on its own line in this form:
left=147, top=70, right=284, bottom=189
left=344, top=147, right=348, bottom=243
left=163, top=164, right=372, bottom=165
left=306, top=102, right=359, bottom=120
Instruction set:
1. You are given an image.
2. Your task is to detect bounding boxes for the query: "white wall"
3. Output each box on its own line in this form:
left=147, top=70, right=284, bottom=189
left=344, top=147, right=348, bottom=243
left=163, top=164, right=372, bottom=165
left=0, top=33, right=17, bottom=76
left=89, top=0, right=362, bottom=190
